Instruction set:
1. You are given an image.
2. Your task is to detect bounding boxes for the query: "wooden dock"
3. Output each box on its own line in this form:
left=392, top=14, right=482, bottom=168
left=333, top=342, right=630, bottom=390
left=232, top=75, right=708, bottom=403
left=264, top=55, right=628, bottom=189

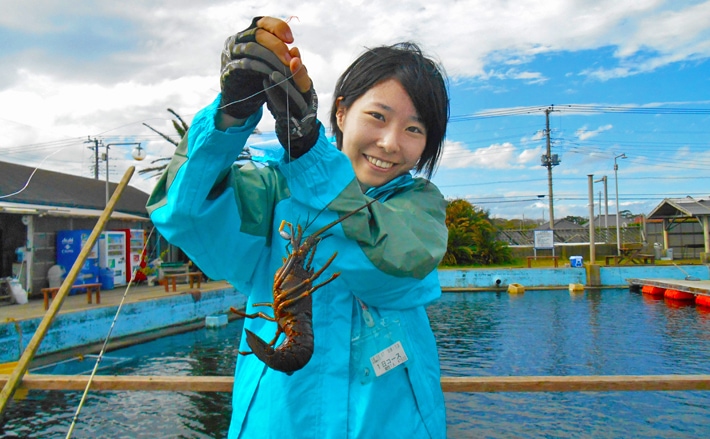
left=627, top=278, right=710, bottom=297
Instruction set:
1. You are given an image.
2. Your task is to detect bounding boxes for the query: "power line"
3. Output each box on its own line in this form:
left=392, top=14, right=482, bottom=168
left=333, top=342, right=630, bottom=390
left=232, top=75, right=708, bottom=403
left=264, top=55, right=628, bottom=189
left=451, top=104, right=710, bottom=122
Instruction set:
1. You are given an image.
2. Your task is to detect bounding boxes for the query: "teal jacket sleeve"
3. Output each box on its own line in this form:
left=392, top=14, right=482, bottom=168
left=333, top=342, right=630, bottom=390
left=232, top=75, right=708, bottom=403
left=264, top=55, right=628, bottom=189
left=146, top=97, right=281, bottom=289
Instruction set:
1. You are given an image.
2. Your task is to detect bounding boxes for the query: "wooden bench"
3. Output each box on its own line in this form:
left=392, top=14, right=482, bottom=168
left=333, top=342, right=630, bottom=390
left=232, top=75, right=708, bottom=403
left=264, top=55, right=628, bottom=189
left=41, top=283, right=102, bottom=310
left=163, top=272, right=203, bottom=292
left=526, top=256, right=559, bottom=268
left=606, top=254, right=655, bottom=265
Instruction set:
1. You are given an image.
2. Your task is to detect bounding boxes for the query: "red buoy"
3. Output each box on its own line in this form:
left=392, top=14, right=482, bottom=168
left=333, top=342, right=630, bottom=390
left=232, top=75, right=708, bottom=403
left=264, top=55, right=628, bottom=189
left=664, top=289, right=695, bottom=301
left=696, top=295, right=710, bottom=308
left=641, top=285, right=665, bottom=296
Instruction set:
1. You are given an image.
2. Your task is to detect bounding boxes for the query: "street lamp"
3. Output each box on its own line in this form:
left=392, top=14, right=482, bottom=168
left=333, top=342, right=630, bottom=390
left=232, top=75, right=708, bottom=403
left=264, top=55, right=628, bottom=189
left=614, top=153, right=627, bottom=255
left=103, top=142, right=145, bottom=205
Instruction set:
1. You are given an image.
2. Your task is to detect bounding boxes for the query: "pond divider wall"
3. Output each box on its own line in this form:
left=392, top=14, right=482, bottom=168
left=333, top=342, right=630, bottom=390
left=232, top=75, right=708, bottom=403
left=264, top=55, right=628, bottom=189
left=1, top=287, right=245, bottom=364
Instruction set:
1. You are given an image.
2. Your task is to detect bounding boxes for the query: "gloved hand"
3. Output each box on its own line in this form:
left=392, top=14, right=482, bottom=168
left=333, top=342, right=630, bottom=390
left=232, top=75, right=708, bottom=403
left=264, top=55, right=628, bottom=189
left=264, top=70, right=320, bottom=158
left=219, top=17, right=290, bottom=119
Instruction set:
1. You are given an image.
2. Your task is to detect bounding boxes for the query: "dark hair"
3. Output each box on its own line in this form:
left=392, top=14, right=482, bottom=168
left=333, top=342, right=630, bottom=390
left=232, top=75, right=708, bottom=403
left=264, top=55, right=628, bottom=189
left=329, top=42, right=449, bottom=180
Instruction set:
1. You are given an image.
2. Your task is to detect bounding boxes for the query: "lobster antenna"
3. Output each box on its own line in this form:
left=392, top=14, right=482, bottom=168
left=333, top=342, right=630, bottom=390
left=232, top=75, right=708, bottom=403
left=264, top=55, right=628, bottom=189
left=307, top=197, right=379, bottom=239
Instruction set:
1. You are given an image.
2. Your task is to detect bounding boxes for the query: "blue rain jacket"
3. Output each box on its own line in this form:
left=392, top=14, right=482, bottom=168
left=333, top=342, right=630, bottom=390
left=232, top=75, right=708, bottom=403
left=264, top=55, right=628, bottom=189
left=147, top=96, right=448, bottom=438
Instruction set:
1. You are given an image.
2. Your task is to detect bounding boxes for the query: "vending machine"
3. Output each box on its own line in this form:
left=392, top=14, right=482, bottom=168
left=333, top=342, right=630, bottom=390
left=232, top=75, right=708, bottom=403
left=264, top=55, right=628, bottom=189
left=56, top=230, right=100, bottom=287
left=99, top=231, right=127, bottom=287
left=116, top=228, right=146, bottom=282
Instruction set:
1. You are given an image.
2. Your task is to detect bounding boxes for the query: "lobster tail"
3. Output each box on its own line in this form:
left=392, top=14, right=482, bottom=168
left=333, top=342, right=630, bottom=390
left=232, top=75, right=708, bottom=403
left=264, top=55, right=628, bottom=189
left=244, top=328, right=314, bottom=375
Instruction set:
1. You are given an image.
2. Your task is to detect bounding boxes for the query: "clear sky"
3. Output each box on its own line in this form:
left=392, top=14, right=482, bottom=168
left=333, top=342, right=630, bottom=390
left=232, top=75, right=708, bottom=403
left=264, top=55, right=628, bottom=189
left=1, top=0, right=709, bottom=221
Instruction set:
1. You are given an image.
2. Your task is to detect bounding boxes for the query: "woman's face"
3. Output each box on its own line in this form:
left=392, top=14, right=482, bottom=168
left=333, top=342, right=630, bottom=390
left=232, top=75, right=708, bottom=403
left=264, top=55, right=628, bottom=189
left=336, top=79, right=427, bottom=189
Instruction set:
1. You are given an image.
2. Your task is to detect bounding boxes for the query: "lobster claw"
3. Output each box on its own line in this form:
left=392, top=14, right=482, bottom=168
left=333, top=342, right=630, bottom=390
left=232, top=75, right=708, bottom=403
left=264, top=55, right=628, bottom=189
left=278, top=220, right=292, bottom=240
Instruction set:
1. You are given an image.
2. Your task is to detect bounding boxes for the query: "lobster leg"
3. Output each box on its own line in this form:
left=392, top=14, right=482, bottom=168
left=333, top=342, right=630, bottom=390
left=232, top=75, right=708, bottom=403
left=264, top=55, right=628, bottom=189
left=274, top=251, right=338, bottom=302
left=276, top=273, right=340, bottom=314
left=230, top=307, right=277, bottom=322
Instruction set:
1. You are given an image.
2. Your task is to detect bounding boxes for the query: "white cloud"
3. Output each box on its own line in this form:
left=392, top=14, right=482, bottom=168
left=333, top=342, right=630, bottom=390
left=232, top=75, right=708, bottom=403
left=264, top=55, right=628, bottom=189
left=440, top=141, right=542, bottom=170
left=481, top=68, right=548, bottom=85
left=575, top=124, right=613, bottom=141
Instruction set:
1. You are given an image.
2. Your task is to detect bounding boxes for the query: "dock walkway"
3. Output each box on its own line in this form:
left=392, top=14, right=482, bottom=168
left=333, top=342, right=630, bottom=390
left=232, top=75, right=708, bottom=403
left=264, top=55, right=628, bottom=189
left=627, top=278, right=710, bottom=296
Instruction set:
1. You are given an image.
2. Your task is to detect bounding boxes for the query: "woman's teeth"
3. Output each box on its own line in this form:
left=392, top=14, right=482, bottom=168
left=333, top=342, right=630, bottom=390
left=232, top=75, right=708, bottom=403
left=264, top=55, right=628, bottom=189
left=367, top=155, right=393, bottom=169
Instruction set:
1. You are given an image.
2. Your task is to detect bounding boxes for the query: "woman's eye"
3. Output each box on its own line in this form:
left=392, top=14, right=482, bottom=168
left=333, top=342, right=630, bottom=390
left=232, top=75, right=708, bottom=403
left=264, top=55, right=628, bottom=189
left=407, top=126, right=425, bottom=134
left=368, top=112, right=385, bottom=121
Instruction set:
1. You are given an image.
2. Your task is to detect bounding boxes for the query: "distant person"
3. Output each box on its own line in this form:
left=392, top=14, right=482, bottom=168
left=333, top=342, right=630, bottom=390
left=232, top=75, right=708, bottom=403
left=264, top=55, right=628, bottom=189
left=148, top=16, right=450, bottom=438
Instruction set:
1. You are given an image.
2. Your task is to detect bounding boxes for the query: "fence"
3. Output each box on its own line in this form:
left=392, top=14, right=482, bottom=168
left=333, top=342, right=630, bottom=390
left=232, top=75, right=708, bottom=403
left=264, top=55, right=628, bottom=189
left=497, top=227, right=644, bottom=247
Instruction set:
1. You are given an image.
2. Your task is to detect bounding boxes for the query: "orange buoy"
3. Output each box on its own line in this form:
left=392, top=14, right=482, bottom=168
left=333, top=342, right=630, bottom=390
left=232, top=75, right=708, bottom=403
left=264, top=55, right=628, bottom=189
left=664, top=289, right=695, bottom=301
left=696, top=295, right=710, bottom=308
left=641, top=285, right=665, bottom=296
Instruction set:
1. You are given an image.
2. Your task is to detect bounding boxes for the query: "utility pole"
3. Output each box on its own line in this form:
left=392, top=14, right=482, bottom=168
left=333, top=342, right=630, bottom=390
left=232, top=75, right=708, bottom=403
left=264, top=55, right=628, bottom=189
left=541, top=107, right=559, bottom=230
left=85, top=137, right=101, bottom=179
left=598, top=191, right=602, bottom=219
left=602, top=176, right=609, bottom=229
left=588, top=174, right=596, bottom=264
left=614, top=153, right=627, bottom=256
left=594, top=175, right=609, bottom=240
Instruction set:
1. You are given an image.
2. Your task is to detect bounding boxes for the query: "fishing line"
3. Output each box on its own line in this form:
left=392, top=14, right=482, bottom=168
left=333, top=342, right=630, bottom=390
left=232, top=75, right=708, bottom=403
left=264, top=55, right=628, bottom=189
left=216, top=68, right=299, bottom=113
left=65, top=227, right=156, bottom=439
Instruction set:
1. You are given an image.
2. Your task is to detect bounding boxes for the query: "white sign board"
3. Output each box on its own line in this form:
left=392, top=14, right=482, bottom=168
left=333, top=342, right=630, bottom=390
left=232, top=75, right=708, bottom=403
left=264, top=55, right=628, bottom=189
left=534, top=230, right=554, bottom=249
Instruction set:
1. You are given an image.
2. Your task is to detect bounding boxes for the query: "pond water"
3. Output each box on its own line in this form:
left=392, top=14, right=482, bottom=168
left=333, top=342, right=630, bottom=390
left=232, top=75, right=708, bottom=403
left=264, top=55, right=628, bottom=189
left=3, top=289, right=710, bottom=438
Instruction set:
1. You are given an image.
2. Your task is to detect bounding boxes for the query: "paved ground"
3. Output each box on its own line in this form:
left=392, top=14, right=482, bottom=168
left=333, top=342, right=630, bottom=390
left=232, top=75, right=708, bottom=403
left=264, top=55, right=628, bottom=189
left=0, top=280, right=234, bottom=322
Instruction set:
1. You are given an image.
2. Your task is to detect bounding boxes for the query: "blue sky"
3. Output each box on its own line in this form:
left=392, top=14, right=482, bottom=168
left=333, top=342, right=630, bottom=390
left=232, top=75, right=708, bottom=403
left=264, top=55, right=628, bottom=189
left=1, top=0, right=709, bottom=221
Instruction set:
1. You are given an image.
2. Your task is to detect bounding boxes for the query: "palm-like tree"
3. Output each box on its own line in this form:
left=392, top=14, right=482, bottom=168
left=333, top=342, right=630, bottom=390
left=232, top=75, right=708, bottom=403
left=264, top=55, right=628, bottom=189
left=138, top=109, right=189, bottom=179
left=139, top=108, right=254, bottom=179
left=442, top=199, right=512, bottom=266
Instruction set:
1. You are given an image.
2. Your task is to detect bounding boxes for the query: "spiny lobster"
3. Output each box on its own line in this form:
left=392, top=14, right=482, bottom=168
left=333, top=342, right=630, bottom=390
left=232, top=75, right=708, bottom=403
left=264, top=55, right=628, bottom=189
left=231, top=199, right=376, bottom=374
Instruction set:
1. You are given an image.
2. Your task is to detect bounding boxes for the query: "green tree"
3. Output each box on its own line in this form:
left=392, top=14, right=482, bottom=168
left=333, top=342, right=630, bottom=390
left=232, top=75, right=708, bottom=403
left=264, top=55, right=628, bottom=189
left=442, top=199, right=512, bottom=266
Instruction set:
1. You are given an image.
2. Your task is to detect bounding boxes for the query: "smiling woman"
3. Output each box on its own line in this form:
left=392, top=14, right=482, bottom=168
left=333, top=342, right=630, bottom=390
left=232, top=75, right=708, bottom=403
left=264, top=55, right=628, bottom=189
left=146, top=16, right=451, bottom=439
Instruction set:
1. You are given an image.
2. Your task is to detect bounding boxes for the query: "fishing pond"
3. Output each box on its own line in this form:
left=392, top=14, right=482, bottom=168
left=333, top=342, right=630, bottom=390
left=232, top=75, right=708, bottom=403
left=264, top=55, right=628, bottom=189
left=3, top=288, right=710, bottom=438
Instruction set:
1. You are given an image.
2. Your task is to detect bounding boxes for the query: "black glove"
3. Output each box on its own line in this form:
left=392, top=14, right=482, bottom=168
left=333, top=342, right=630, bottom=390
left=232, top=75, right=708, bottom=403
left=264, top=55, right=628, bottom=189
left=219, top=17, right=290, bottom=119
left=264, top=71, right=320, bottom=158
